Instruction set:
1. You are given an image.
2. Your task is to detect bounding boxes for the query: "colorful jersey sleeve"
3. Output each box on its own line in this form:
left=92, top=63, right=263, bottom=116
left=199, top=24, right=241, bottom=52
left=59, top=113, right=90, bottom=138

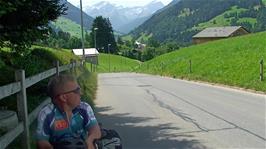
left=36, top=104, right=54, bottom=141
left=79, top=102, right=98, bottom=130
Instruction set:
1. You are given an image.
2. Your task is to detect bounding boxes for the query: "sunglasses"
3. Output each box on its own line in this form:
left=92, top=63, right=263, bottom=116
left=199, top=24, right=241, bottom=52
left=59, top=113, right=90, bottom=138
left=55, top=86, right=81, bottom=98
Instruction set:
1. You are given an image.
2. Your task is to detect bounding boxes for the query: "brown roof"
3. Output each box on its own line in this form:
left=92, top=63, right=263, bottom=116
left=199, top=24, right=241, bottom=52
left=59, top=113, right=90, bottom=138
left=193, top=26, right=247, bottom=38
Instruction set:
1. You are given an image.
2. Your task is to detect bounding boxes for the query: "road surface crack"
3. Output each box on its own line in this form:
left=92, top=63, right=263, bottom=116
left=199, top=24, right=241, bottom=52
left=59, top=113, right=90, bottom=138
left=145, top=89, right=209, bottom=132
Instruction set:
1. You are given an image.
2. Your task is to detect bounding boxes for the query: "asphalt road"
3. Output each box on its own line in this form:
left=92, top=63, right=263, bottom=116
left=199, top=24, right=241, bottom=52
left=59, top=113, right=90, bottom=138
left=95, top=73, right=266, bottom=149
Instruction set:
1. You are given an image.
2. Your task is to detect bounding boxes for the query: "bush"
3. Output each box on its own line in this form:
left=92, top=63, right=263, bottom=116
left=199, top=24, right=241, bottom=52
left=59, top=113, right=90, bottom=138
left=77, top=69, right=97, bottom=107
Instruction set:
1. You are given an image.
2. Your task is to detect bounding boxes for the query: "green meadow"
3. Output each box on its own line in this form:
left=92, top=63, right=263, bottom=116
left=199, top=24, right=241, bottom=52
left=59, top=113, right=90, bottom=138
left=137, top=31, right=266, bottom=92
left=263, top=0, right=266, bottom=5
left=52, top=17, right=89, bottom=38
left=96, top=53, right=140, bottom=73
left=193, top=6, right=257, bottom=30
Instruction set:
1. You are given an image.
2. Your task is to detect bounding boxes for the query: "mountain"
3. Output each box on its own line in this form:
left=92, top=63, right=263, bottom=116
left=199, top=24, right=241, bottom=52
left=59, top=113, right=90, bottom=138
left=119, top=16, right=151, bottom=33
left=63, top=1, right=94, bottom=30
left=155, top=0, right=181, bottom=14
left=130, top=0, right=266, bottom=44
left=85, top=1, right=164, bottom=33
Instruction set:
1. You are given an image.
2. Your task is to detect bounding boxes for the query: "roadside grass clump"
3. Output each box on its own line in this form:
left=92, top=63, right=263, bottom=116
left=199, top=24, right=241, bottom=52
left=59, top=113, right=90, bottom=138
left=96, top=53, right=140, bottom=73
left=137, top=31, right=266, bottom=92
left=32, top=46, right=81, bottom=65
left=77, top=68, right=98, bottom=107
left=0, top=46, right=80, bottom=84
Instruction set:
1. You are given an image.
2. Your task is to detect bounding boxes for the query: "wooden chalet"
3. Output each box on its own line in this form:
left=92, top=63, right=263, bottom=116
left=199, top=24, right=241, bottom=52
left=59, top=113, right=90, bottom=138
left=192, top=26, right=249, bottom=44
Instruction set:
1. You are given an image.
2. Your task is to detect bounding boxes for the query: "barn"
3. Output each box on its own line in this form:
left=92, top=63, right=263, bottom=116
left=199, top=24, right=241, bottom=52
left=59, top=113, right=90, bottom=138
left=192, top=26, right=249, bottom=44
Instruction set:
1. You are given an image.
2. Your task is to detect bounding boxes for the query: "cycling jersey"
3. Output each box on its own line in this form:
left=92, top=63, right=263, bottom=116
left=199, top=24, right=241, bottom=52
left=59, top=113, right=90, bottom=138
left=36, top=101, right=98, bottom=143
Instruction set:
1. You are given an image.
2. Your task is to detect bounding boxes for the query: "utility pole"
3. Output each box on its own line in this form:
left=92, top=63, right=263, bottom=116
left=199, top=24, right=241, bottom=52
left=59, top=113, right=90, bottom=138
left=94, top=28, right=98, bottom=49
left=94, top=28, right=98, bottom=72
left=80, top=0, right=85, bottom=65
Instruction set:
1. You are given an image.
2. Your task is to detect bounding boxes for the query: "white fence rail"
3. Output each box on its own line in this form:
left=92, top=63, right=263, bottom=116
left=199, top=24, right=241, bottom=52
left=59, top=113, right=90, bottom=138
left=0, top=82, right=21, bottom=101
left=0, top=60, right=82, bottom=149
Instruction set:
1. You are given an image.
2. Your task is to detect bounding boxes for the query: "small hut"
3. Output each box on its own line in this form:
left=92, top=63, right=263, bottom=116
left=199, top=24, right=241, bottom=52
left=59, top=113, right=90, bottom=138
left=72, top=48, right=99, bottom=64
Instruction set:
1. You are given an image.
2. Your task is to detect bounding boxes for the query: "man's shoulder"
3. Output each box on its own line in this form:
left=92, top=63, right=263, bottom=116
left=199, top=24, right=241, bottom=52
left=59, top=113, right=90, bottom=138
left=75, top=101, right=94, bottom=114
left=78, top=101, right=92, bottom=110
left=38, top=103, right=55, bottom=118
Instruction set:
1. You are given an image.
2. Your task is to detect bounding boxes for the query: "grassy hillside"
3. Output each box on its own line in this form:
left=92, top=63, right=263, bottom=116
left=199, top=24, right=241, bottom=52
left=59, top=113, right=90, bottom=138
left=136, top=33, right=153, bottom=43
left=52, top=17, right=89, bottom=38
left=122, top=35, right=133, bottom=41
left=96, top=53, right=140, bottom=73
left=263, top=0, right=266, bottom=5
left=137, top=31, right=266, bottom=92
left=0, top=46, right=80, bottom=85
left=192, top=6, right=257, bottom=30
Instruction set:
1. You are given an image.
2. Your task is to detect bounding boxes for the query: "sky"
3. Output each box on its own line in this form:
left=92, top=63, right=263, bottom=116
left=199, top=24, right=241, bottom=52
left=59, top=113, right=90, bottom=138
left=67, top=0, right=172, bottom=7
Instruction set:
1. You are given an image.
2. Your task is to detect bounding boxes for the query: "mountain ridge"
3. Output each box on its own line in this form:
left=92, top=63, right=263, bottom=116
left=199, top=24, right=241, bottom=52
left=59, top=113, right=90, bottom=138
left=130, top=0, right=265, bottom=44
left=63, top=2, right=94, bottom=30
left=85, top=1, right=165, bottom=33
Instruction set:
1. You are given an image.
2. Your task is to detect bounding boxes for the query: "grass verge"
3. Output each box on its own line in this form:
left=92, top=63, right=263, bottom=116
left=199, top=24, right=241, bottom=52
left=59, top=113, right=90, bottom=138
left=96, top=53, right=140, bottom=73
left=137, top=31, right=266, bottom=92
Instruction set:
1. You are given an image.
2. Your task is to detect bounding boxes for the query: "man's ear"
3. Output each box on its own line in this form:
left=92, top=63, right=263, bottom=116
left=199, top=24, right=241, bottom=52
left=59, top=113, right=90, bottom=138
left=58, top=94, right=67, bottom=103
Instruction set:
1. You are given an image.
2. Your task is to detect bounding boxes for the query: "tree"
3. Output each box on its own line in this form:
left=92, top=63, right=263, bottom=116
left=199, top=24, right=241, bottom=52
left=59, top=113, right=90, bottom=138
left=58, top=30, right=70, bottom=42
left=90, top=16, right=118, bottom=54
left=255, top=6, right=266, bottom=31
left=213, top=19, right=217, bottom=24
left=84, top=31, right=91, bottom=47
left=68, top=37, right=82, bottom=49
left=117, top=36, right=123, bottom=45
left=0, top=0, right=66, bottom=55
left=142, top=47, right=156, bottom=61
left=165, top=42, right=180, bottom=52
left=147, top=37, right=160, bottom=48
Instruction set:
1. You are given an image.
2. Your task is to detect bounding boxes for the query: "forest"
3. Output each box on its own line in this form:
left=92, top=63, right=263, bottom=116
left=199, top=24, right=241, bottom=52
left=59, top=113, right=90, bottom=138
left=130, top=0, right=266, bottom=44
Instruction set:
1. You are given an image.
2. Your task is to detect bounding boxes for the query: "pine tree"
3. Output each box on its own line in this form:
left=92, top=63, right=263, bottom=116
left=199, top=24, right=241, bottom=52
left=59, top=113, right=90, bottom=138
left=90, top=16, right=118, bottom=54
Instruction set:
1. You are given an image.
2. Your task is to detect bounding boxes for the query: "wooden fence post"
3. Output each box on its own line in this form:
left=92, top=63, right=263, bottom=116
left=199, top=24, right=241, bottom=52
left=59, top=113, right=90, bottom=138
left=81, top=59, right=84, bottom=67
left=56, top=61, right=59, bottom=76
left=189, top=60, right=192, bottom=73
left=161, top=63, right=163, bottom=76
left=80, top=60, right=83, bottom=67
left=74, top=60, right=77, bottom=74
left=15, top=70, right=30, bottom=149
left=70, top=59, right=74, bottom=74
left=90, top=59, right=93, bottom=72
left=260, top=59, right=264, bottom=81
left=96, top=55, right=99, bottom=72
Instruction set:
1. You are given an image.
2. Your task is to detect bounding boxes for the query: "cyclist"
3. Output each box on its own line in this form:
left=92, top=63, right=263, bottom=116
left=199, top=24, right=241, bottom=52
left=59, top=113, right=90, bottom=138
left=36, top=74, right=101, bottom=149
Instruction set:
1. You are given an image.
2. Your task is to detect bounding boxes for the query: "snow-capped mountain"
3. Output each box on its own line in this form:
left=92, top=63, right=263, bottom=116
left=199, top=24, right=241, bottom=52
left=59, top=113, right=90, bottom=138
left=85, top=0, right=165, bottom=33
